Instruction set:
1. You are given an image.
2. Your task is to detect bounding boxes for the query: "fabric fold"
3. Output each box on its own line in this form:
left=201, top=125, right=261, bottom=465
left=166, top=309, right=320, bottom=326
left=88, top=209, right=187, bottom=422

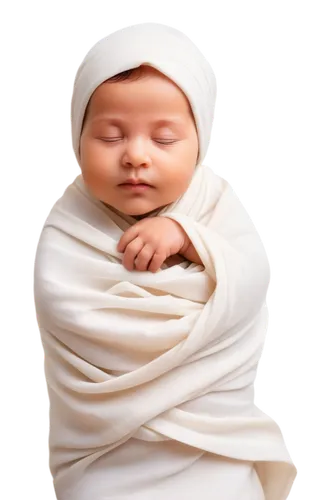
left=34, top=164, right=296, bottom=500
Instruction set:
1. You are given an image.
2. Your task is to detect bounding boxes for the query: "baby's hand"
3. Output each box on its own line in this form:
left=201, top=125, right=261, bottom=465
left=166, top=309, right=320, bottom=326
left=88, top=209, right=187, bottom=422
left=116, top=217, right=189, bottom=273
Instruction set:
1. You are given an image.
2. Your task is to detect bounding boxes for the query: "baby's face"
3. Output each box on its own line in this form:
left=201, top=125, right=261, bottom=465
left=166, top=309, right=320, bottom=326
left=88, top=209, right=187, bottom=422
left=79, top=65, right=199, bottom=218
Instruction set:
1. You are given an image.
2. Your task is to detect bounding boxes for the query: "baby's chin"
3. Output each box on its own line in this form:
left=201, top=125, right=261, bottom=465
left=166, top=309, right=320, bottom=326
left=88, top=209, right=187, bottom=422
left=130, top=211, right=159, bottom=220
left=126, top=202, right=171, bottom=218
left=130, top=207, right=159, bottom=218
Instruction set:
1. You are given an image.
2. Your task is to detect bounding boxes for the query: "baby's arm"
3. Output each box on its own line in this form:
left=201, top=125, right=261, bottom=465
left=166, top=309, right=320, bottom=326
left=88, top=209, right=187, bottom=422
left=178, top=236, right=203, bottom=266
left=162, top=218, right=203, bottom=266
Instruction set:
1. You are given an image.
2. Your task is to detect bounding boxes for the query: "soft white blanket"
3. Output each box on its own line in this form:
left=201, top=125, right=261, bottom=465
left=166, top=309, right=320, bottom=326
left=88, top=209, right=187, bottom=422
left=34, top=163, right=297, bottom=499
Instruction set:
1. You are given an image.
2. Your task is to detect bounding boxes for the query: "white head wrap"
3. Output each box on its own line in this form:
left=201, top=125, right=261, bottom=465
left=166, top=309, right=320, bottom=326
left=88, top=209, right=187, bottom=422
left=71, top=22, right=217, bottom=167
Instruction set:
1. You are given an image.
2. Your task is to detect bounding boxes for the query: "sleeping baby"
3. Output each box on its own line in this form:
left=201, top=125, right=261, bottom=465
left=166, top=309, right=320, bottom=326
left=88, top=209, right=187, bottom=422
left=33, top=21, right=297, bottom=500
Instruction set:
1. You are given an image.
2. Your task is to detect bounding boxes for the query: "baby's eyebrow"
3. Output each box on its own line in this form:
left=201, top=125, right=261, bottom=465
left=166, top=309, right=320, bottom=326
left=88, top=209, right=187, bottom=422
left=92, top=116, right=184, bottom=127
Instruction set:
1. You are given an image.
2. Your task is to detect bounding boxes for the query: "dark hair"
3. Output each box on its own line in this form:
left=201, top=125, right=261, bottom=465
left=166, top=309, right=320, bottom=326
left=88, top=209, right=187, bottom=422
left=104, top=65, right=146, bottom=83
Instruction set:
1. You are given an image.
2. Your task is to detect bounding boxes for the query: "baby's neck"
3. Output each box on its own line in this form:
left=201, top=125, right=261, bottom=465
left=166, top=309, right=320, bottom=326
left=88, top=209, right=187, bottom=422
left=102, top=202, right=167, bottom=221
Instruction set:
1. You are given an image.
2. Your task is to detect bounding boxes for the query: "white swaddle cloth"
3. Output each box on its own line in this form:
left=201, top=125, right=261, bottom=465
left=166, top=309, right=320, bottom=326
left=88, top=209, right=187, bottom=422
left=33, top=22, right=297, bottom=500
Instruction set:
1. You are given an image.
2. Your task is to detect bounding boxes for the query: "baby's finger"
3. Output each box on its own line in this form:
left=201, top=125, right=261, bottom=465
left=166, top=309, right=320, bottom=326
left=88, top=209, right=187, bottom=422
left=117, top=225, right=140, bottom=253
left=147, top=250, right=167, bottom=273
left=134, top=244, right=155, bottom=272
left=122, top=238, right=145, bottom=271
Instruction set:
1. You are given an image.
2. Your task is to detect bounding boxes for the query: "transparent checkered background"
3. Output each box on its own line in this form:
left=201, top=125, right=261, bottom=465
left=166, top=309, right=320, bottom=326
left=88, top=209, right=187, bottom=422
left=24, top=16, right=304, bottom=499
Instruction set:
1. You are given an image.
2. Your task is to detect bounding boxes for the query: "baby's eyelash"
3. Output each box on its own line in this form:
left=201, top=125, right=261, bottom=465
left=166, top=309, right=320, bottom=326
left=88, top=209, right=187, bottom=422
left=99, top=138, right=177, bottom=145
left=99, top=138, right=122, bottom=142
left=155, top=140, right=177, bottom=145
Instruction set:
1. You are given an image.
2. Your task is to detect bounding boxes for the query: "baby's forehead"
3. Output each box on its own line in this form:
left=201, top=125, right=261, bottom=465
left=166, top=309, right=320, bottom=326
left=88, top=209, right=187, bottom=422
left=87, top=77, right=194, bottom=125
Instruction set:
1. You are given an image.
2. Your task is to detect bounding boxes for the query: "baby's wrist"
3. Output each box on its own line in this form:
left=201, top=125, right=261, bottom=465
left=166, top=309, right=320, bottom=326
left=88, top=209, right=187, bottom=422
left=178, top=233, right=203, bottom=266
left=179, top=241, right=203, bottom=266
left=162, top=217, right=203, bottom=266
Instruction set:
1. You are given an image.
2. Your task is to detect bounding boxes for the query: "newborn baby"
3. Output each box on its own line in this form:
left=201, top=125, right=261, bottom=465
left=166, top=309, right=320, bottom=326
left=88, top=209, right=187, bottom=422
left=33, top=22, right=297, bottom=500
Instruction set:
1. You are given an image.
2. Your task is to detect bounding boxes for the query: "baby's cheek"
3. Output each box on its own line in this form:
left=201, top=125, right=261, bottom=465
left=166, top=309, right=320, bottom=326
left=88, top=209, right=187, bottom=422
left=83, top=149, right=111, bottom=178
left=90, top=144, right=109, bottom=164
